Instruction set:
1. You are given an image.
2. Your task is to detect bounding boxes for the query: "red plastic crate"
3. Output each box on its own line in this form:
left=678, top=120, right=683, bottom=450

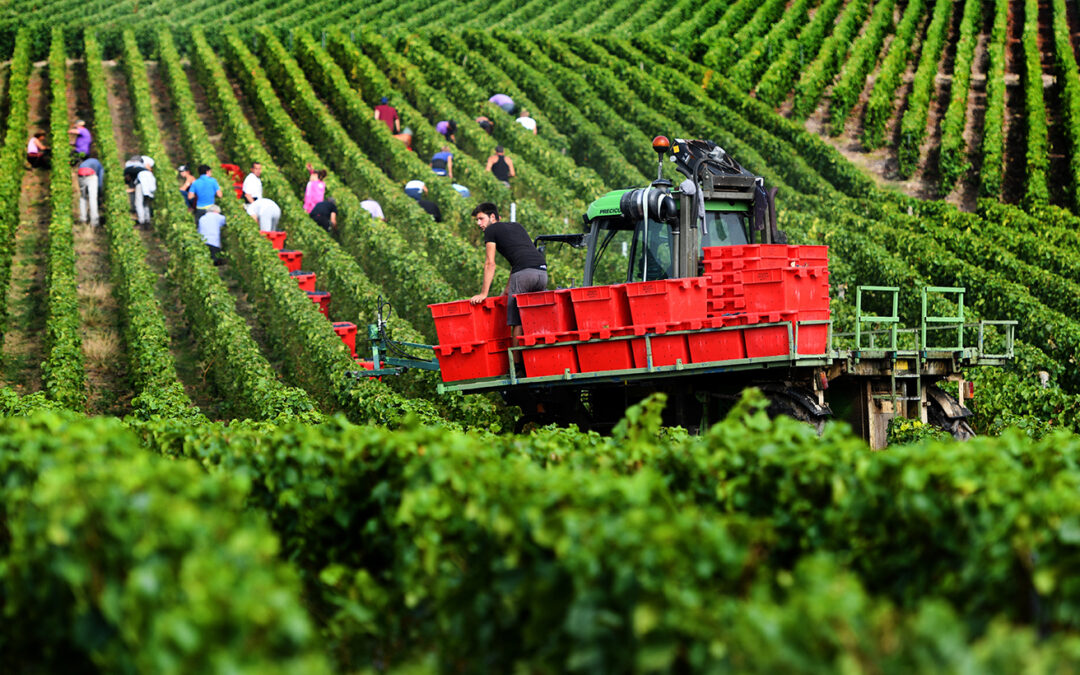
left=624, top=278, right=708, bottom=326
left=428, top=297, right=510, bottom=345
left=794, top=245, right=828, bottom=263
left=516, top=289, right=577, bottom=336
left=630, top=322, right=696, bottom=368
left=290, top=270, right=316, bottom=292
left=706, top=282, right=744, bottom=298
left=278, top=250, right=303, bottom=273
left=307, top=290, right=330, bottom=317
left=333, top=321, right=357, bottom=357
left=354, top=358, right=381, bottom=381
left=687, top=316, right=747, bottom=363
left=569, top=285, right=632, bottom=330
left=220, top=163, right=243, bottom=182
left=792, top=309, right=831, bottom=355
left=743, top=266, right=830, bottom=313
left=574, top=328, right=634, bottom=372
left=260, top=230, right=287, bottom=250
left=707, top=296, right=747, bottom=315
left=744, top=311, right=797, bottom=358
left=434, top=338, right=510, bottom=382
left=232, top=183, right=244, bottom=200
left=521, top=332, right=580, bottom=377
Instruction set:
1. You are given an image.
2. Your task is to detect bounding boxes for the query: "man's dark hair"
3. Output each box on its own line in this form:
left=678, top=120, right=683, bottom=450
left=197, top=164, right=211, bottom=176
left=471, top=202, right=499, bottom=220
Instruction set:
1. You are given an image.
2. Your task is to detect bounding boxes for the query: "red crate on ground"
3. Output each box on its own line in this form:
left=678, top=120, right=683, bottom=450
left=516, top=289, right=576, bottom=336
left=428, top=297, right=510, bottom=345
left=307, top=290, right=330, bottom=317
left=630, top=321, right=698, bottom=368
left=744, top=311, right=797, bottom=358
left=333, top=321, right=357, bottom=357
left=575, top=328, right=634, bottom=372
left=624, top=278, right=708, bottom=326
left=792, top=309, right=831, bottom=355
left=521, top=332, right=579, bottom=377
left=435, top=338, right=510, bottom=382
left=232, top=183, right=244, bottom=200
left=220, top=163, right=243, bottom=182
left=278, top=249, right=303, bottom=272
left=688, top=316, right=747, bottom=363
left=260, top=230, right=286, bottom=249
left=290, top=270, right=316, bottom=292
left=569, top=285, right=632, bottom=330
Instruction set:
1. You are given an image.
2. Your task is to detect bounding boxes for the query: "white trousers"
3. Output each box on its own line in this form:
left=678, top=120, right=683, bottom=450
left=78, top=174, right=99, bottom=226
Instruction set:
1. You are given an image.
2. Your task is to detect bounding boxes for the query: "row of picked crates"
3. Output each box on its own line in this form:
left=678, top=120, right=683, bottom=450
left=260, top=230, right=364, bottom=366
left=429, top=245, right=831, bottom=382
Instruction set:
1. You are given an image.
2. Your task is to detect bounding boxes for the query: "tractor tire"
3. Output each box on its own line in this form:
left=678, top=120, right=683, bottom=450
left=926, top=385, right=976, bottom=441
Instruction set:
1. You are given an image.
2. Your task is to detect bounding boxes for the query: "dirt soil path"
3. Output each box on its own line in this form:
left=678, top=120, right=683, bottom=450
left=1002, top=0, right=1028, bottom=203
left=102, top=60, right=223, bottom=416
left=0, top=64, right=50, bottom=394
left=68, top=59, right=130, bottom=415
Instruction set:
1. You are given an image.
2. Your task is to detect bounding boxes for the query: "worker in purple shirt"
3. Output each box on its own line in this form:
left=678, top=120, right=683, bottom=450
left=68, top=120, right=92, bottom=164
left=489, top=93, right=515, bottom=114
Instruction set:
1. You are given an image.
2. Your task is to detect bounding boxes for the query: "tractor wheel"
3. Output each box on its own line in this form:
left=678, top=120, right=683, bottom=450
left=926, top=385, right=976, bottom=441
left=761, top=385, right=831, bottom=435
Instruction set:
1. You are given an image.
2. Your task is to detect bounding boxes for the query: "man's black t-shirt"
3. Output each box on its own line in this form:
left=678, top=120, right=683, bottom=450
left=483, top=221, right=546, bottom=274
left=309, top=200, right=337, bottom=231
left=416, top=197, right=442, bottom=223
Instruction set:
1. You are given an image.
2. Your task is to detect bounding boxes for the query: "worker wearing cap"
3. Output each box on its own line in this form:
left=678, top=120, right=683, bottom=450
left=374, top=96, right=400, bottom=133
left=470, top=202, right=546, bottom=338
left=178, top=165, right=195, bottom=209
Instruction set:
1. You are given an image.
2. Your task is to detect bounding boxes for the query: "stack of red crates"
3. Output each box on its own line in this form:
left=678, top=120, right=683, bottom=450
left=427, top=245, right=830, bottom=383
left=428, top=297, right=511, bottom=381
left=701, top=244, right=830, bottom=357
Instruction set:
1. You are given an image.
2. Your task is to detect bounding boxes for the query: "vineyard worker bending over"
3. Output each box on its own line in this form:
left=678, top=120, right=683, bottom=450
left=374, top=96, right=400, bottom=133
left=242, top=162, right=262, bottom=203
left=489, top=93, right=515, bottom=114
left=198, top=204, right=226, bottom=265
left=515, top=110, right=537, bottom=135
left=133, top=157, right=157, bottom=229
left=177, top=165, right=195, bottom=210
left=470, top=202, right=547, bottom=339
left=27, top=132, right=50, bottom=168
left=246, top=197, right=281, bottom=232
left=188, top=164, right=223, bottom=223
left=430, top=146, right=453, bottom=180
left=76, top=163, right=100, bottom=227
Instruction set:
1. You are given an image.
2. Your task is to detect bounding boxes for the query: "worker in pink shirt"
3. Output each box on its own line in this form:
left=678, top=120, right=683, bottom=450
left=303, top=163, right=326, bottom=213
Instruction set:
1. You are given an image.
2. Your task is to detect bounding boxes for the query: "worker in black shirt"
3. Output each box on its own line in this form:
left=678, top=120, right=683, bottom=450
left=469, top=202, right=547, bottom=338
left=416, top=196, right=442, bottom=222
left=309, top=198, right=337, bottom=232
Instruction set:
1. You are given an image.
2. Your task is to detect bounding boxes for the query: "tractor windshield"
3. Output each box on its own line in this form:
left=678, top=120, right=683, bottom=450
left=589, top=217, right=672, bottom=285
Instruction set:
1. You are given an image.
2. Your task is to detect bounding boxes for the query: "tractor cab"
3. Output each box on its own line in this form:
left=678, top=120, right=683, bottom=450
left=551, top=137, right=784, bottom=286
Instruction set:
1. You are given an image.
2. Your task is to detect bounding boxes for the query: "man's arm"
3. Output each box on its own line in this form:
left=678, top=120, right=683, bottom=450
left=446, top=156, right=453, bottom=180
left=470, top=242, right=499, bottom=304
left=507, top=157, right=516, bottom=177
left=485, top=155, right=496, bottom=170
left=330, top=211, right=337, bottom=228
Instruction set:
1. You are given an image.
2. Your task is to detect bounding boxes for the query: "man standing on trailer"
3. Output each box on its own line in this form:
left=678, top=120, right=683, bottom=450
left=469, top=202, right=546, bottom=339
